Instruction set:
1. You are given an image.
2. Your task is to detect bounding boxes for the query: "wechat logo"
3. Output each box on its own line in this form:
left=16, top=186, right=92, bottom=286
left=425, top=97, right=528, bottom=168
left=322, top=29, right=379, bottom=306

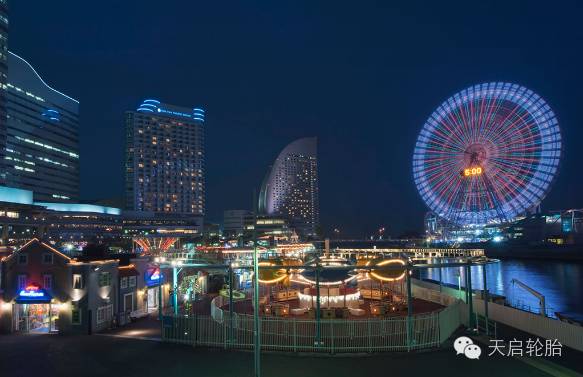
left=454, top=336, right=482, bottom=360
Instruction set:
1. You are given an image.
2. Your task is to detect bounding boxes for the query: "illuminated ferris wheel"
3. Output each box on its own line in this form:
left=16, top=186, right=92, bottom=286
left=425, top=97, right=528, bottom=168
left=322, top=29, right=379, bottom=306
left=413, top=82, right=562, bottom=226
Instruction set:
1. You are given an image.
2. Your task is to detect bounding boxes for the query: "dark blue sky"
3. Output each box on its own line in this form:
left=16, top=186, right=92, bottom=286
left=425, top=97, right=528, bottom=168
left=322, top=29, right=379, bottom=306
left=10, top=1, right=583, bottom=237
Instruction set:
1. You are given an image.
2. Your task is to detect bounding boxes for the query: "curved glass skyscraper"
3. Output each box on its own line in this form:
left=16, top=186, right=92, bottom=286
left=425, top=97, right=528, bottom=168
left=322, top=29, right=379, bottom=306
left=259, top=137, right=319, bottom=238
left=4, top=51, right=80, bottom=202
left=0, top=0, right=8, bottom=185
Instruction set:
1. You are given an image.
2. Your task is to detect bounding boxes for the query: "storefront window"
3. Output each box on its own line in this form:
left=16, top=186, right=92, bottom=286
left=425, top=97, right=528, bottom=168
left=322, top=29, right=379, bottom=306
left=121, top=277, right=128, bottom=289
left=129, top=276, right=137, bottom=287
left=15, top=303, right=59, bottom=333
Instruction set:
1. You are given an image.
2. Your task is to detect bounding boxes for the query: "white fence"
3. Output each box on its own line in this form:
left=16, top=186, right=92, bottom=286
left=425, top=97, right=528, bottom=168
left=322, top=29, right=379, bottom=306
left=162, top=278, right=469, bottom=353
left=412, top=279, right=461, bottom=306
left=412, top=277, right=583, bottom=352
left=472, top=298, right=583, bottom=352
left=162, top=304, right=463, bottom=353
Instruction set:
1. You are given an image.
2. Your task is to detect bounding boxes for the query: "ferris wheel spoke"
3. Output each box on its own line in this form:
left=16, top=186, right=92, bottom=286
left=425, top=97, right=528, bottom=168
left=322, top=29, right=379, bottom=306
left=431, top=118, right=467, bottom=150
left=489, top=109, right=536, bottom=146
left=489, top=157, right=537, bottom=177
left=476, top=94, right=502, bottom=143
left=494, top=169, right=540, bottom=206
left=482, top=101, right=520, bottom=142
left=441, top=121, right=468, bottom=150
left=495, top=133, right=541, bottom=152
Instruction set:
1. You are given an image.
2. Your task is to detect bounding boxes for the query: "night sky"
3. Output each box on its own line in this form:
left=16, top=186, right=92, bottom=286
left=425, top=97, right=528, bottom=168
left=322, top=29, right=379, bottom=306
left=9, top=1, right=583, bottom=237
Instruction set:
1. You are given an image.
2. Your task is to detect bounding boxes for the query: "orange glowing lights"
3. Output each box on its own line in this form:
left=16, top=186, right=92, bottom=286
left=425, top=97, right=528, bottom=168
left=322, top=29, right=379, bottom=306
left=368, top=259, right=407, bottom=282
left=462, top=167, right=483, bottom=177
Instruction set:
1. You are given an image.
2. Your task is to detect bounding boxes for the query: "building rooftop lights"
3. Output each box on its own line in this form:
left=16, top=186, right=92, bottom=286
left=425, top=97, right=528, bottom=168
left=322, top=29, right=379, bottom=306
left=136, top=99, right=205, bottom=122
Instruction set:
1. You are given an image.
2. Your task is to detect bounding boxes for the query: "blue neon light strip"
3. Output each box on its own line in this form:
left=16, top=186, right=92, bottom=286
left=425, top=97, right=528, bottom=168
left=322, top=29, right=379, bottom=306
left=136, top=99, right=205, bottom=121
left=35, top=202, right=121, bottom=215
left=0, top=186, right=34, bottom=204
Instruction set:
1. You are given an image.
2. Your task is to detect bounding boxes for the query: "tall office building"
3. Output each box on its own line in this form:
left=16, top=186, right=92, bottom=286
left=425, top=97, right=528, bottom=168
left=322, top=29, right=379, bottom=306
left=4, top=51, right=80, bottom=202
left=125, top=99, right=205, bottom=218
left=258, top=137, right=319, bottom=238
left=0, top=0, right=8, bottom=185
left=223, top=209, right=253, bottom=238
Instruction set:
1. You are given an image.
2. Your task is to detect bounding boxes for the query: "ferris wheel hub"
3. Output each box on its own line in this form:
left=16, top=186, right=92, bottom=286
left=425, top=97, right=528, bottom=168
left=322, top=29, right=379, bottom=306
left=463, top=143, right=489, bottom=166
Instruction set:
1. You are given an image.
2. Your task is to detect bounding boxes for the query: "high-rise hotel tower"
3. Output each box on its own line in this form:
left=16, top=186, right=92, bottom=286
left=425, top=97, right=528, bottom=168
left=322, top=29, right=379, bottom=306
left=125, top=100, right=205, bottom=218
left=259, top=137, right=319, bottom=238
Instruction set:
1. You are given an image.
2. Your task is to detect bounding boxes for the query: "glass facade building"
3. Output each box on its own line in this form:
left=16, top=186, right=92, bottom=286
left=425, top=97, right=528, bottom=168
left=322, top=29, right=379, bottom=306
left=125, top=99, right=205, bottom=217
left=4, top=51, right=80, bottom=202
left=258, top=137, right=319, bottom=238
left=0, top=0, right=8, bottom=185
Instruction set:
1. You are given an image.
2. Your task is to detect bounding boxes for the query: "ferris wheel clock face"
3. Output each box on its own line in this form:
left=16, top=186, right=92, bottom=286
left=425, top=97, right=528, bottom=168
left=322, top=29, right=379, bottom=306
left=413, top=82, right=562, bottom=226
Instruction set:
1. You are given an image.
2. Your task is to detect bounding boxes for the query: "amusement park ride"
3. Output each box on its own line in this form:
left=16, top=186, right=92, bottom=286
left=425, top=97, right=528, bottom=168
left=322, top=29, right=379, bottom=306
left=153, top=243, right=487, bottom=322
left=133, top=237, right=179, bottom=254
left=414, top=82, right=562, bottom=241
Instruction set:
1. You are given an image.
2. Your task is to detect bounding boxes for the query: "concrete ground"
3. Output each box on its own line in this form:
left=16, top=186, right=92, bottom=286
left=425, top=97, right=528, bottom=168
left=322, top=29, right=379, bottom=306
left=0, top=332, right=558, bottom=377
left=103, top=313, right=161, bottom=340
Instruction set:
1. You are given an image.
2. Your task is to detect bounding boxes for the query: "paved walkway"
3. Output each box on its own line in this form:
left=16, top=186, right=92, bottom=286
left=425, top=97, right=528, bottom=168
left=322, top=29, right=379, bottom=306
left=102, top=313, right=161, bottom=340
left=93, top=308, right=583, bottom=377
left=0, top=332, right=555, bottom=377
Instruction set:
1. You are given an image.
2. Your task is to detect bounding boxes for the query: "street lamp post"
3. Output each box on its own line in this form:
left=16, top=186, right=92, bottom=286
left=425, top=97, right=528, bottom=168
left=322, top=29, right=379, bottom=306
left=406, top=264, right=413, bottom=350
left=315, top=257, right=321, bottom=347
left=172, top=265, right=178, bottom=316
left=466, top=262, right=475, bottom=329
left=482, top=264, right=489, bottom=335
left=158, top=270, right=163, bottom=320
left=229, top=263, right=234, bottom=345
left=252, top=191, right=261, bottom=377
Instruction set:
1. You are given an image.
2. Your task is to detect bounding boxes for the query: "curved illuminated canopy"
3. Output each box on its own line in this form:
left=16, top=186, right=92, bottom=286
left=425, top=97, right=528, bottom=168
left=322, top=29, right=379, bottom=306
left=413, top=82, right=561, bottom=225
left=256, top=261, right=288, bottom=284
left=299, top=257, right=356, bottom=285
left=367, top=259, right=406, bottom=282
